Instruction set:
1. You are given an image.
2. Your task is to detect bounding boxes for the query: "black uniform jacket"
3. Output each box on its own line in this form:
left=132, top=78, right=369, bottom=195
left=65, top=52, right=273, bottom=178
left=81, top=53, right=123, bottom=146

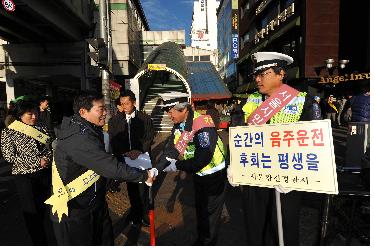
left=155, top=108, right=225, bottom=179
left=298, top=94, right=322, bottom=121
left=108, top=110, right=154, bottom=157
left=54, top=115, right=148, bottom=216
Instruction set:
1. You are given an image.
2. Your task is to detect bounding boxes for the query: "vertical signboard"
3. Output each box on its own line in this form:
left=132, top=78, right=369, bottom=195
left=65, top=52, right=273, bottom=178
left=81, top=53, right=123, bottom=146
left=231, top=0, right=239, bottom=59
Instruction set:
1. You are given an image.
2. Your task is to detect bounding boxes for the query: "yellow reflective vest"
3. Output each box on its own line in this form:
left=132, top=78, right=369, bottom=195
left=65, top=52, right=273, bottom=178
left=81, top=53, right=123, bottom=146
left=173, top=111, right=226, bottom=176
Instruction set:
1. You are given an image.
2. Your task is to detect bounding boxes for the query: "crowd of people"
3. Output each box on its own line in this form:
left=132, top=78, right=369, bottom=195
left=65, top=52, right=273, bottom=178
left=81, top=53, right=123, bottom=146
left=311, top=90, right=370, bottom=128
left=0, top=51, right=370, bottom=246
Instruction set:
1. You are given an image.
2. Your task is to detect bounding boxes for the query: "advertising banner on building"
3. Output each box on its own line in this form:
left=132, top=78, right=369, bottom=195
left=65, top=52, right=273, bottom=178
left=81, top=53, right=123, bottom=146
left=229, top=120, right=339, bottom=194
left=148, top=64, right=166, bottom=71
left=110, top=80, right=121, bottom=100
left=231, top=1, right=239, bottom=59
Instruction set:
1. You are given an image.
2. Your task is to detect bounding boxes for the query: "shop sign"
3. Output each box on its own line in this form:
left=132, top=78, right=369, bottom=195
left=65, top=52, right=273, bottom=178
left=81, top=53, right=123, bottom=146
left=192, top=30, right=208, bottom=41
left=232, top=33, right=239, bottom=59
left=109, top=80, right=122, bottom=99
left=232, top=0, right=238, bottom=10
left=200, top=0, right=205, bottom=12
left=232, top=12, right=238, bottom=30
left=148, top=64, right=166, bottom=71
left=255, top=3, right=294, bottom=44
left=318, top=72, right=370, bottom=84
left=256, top=0, right=270, bottom=15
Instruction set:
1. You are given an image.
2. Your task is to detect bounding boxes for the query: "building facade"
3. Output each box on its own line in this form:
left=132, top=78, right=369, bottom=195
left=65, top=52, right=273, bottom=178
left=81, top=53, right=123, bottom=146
left=190, top=0, right=220, bottom=51
left=184, top=46, right=218, bottom=68
left=236, top=0, right=369, bottom=96
left=217, top=0, right=239, bottom=92
left=142, top=30, right=185, bottom=61
left=99, top=0, right=149, bottom=85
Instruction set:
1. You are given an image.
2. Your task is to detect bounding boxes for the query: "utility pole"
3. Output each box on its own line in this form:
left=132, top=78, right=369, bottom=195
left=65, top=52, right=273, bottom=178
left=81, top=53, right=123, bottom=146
left=99, top=0, right=111, bottom=123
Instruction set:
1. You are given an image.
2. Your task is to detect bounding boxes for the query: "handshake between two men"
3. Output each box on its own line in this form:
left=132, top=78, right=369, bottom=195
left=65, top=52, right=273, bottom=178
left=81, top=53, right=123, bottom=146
left=141, top=157, right=177, bottom=186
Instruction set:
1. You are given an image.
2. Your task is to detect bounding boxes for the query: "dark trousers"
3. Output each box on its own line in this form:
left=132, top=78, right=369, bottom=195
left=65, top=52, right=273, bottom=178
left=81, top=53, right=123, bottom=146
left=14, top=169, right=52, bottom=245
left=193, top=172, right=226, bottom=246
left=241, top=186, right=302, bottom=245
left=52, top=203, right=114, bottom=245
left=127, top=182, right=149, bottom=223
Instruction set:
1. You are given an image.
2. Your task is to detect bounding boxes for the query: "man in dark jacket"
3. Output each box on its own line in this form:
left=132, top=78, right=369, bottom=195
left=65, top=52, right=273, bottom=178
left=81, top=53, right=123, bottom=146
left=108, top=89, right=155, bottom=226
left=155, top=92, right=227, bottom=246
left=38, top=96, right=52, bottom=130
left=50, top=91, right=157, bottom=245
left=344, top=90, right=370, bottom=122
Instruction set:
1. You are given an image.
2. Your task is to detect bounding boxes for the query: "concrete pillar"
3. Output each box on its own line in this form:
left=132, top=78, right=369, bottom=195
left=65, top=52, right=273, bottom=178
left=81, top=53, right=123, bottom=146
left=129, top=78, right=139, bottom=110
left=5, top=77, right=15, bottom=104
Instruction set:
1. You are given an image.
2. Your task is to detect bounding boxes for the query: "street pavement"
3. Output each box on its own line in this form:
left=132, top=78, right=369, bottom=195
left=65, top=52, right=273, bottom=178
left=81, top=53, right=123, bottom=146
left=0, top=125, right=369, bottom=246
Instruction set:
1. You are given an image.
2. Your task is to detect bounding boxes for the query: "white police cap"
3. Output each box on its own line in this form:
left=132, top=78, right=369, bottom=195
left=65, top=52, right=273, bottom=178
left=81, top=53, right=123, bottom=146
left=251, top=52, right=293, bottom=74
left=159, top=91, right=190, bottom=108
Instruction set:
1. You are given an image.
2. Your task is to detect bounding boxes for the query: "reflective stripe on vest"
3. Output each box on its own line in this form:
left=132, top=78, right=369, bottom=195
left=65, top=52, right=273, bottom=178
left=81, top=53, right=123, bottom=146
left=173, top=111, right=226, bottom=176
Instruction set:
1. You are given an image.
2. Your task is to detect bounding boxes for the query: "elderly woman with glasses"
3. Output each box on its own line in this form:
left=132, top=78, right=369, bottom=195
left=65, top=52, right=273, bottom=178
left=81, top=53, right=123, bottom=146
left=1, top=100, right=53, bottom=245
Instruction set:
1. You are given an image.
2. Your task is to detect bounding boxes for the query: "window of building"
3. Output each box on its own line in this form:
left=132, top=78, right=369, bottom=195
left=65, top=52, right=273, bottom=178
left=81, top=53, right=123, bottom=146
left=185, top=56, right=193, bottom=61
left=267, top=31, right=301, bottom=66
left=193, top=56, right=200, bottom=61
left=200, top=55, right=210, bottom=61
left=241, top=28, right=256, bottom=48
left=242, top=32, right=250, bottom=43
left=241, top=0, right=256, bottom=18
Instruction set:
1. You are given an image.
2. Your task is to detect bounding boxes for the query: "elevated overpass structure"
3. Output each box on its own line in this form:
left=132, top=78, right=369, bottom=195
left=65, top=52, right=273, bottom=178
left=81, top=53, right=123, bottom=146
left=0, top=0, right=94, bottom=42
left=0, top=0, right=96, bottom=108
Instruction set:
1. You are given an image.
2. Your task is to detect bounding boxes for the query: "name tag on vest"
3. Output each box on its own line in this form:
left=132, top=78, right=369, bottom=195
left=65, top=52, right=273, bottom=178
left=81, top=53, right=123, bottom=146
left=174, top=115, right=215, bottom=154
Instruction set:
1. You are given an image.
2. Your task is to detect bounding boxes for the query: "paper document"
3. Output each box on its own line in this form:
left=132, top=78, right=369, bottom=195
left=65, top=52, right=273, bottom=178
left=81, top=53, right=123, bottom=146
left=124, top=152, right=152, bottom=170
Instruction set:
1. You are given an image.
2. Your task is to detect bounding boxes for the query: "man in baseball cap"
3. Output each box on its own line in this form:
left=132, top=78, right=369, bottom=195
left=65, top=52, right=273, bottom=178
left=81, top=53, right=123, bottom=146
left=156, top=91, right=227, bottom=246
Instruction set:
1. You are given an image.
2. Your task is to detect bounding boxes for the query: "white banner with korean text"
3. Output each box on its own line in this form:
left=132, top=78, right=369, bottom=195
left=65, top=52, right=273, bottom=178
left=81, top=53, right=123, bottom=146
left=229, top=120, right=339, bottom=194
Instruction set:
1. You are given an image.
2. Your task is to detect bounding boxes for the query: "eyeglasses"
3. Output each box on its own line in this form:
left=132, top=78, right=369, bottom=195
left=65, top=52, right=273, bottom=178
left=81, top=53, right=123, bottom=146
left=252, top=70, right=273, bottom=80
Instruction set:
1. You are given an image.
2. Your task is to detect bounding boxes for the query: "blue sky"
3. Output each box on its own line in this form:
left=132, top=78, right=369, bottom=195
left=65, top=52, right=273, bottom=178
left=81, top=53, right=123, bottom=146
left=141, top=0, right=194, bottom=45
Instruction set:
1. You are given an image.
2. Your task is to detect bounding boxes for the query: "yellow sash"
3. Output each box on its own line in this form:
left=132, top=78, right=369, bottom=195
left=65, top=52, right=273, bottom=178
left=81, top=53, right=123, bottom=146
left=8, top=120, right=50, bottom=144
left=328, top=101, right=338, bottom=113
left=9, top=120, right=101, bottom=222
left=44, top=160, right=100, bottom=222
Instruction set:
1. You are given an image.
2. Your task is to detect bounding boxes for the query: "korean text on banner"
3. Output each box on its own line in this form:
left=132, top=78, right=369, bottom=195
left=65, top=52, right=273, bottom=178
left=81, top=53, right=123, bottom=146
left=148, top=64, right=166, bottom=71
left=229, top=120, right=339, bottom=194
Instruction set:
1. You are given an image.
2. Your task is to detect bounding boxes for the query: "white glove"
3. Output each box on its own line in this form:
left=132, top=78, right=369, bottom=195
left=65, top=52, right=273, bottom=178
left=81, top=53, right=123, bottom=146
left=274, top=185, right=293, bottom=194
left=163, top=157, right=178, bottom=172
left=227, top=165, right=239, bottom=187
left=149, top=168, right=158, bottom=178
left=145, top=168, right=159, bottom=187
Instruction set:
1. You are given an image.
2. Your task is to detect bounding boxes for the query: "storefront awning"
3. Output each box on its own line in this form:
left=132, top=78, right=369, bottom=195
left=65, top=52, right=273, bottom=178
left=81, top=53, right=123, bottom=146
left=187, top=62, right=232, bottom=101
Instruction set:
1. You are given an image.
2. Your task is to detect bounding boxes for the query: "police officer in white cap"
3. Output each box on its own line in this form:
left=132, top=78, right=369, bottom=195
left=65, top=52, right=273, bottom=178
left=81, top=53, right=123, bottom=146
left=227, top=52, right=322, bottom=245
left=155, top=91, right=227, bottom=246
